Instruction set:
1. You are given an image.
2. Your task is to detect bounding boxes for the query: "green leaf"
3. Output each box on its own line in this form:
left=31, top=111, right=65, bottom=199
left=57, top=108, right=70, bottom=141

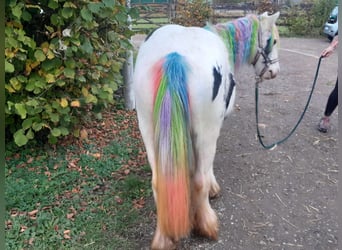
left=103, top=0, right=115, bottom=8
left=26, top=129, right=35, bottom=140
left=80, top=7, right=93, bottom=22
left=12, top=4, right=23, bottom=19
left=65, top=58, right=76, bottom=68
left=56, top=80, right=66, bottom=87
left=91, top=71, right=101, bottom=80
left=99, top=54, right=108, bottom=65
left=34, top=50, right=46, bottom=62
left=59, top=127, right=69, bottom=136
left=85, top=94, right=98, bottom=104
left=15, top=103, right=27, bottom=119
left=48, top=134, right=58, bottom=144
left=63, top=2, right=77, bottom=8
left=88, top=2, right=103, bottom=14
left=26, top=99, right=39, bottom=107
left=22, top=118, right=33, bottom=130
left=51, top=128, right=61, bottom=137
left=14, top=129, right=28, bottom=147
left=42, top=58, right=62, bottom=71
left=32, top=122, right=43, bottom=131
left=6, top=37, right=19, bottom=49
left=22, top=10, right=32, bottom=21
left=77, top=75, right=86, bottom=82
left=25, top=81, right=35, bottom=92
left=61, top=8, right=74, bottom=19
left=10, top=77, right=22, bottom=91
left=17, top=75, right=27, bottom=83
left=48, top=0, right=59, bottom=9
left=51, top=13, right=63, bottom=26
left=50, top=113, right=60, bottom=122
left=45, top=74, right=56, bottom=83
left=45, top=25, right=55, bottom=33
left=64, top=68, right=75, bottom=79
left=5, top=60, right=14, bottom=73
left=80, top=38, right=93, bottom=54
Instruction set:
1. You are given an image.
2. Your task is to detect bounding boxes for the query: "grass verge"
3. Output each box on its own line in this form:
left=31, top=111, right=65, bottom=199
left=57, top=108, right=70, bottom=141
left=5, top=107, right=153, bottom=249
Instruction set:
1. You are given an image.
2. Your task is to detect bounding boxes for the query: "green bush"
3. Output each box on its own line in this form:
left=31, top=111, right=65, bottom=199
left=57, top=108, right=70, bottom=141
left=5, top=0, right=139, bottom=146
left=172, top=0, right=213, bottom=27
left=286, top=0, right=337, bottom=36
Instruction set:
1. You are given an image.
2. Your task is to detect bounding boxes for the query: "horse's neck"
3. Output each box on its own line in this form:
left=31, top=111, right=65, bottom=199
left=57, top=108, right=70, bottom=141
left=206, top=16, right=259, bottom=72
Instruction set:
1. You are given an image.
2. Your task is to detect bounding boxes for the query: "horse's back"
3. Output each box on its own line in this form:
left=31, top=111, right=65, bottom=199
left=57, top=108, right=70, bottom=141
left=134, top=24, right=232, bottom=123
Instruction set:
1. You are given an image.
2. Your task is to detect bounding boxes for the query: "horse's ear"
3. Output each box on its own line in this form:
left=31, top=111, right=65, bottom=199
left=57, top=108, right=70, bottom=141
left=270, top=12, right=280, bottom=24
left=260, top=11, right=280, bottom=30
left=260, top=12, right=268, bottom=17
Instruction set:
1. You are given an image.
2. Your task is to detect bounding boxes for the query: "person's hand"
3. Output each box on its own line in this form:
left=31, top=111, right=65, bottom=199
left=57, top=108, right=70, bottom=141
left=321, top=35, right=338, bottom=58
left=321, top=45, right=334, bottom=57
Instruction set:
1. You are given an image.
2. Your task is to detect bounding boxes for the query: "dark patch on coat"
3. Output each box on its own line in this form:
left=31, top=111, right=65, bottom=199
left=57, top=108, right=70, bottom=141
left=225, top=73, right=236, bottom=109
left=212, top=66, right=222, bottom=101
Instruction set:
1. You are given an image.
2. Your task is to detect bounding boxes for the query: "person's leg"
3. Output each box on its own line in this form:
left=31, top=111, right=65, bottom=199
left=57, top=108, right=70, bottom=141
left=318, top=78, right=338, bottom=132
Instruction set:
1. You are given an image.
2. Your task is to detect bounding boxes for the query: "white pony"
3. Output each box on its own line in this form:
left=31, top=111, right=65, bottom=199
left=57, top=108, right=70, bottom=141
left=133, top=12, right=280, bottom=249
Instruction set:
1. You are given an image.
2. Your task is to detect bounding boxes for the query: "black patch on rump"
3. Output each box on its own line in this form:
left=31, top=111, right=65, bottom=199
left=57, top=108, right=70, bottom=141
left=212, top=66, right=222, bottom=101
left=225, top=73, right=236, bottom=109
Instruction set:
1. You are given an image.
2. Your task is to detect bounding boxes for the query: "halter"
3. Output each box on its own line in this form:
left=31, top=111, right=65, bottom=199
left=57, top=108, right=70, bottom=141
left=251, top=23, right=278, bottom=81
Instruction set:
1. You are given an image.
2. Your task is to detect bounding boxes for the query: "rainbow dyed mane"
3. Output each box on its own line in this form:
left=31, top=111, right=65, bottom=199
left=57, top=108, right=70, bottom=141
left=205, top=15, right=261, bottom=71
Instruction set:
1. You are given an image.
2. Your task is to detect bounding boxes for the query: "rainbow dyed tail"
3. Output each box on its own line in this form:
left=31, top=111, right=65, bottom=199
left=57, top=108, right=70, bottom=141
left=152, top=52, right=194, bottom=240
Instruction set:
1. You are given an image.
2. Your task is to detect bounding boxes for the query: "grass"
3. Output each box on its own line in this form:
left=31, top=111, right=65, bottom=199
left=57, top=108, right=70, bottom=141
left=5, top=107, right=153, bottom=249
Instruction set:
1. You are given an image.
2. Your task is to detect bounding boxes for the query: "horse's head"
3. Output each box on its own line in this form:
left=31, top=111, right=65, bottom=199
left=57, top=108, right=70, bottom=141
left=252, top=12, right=280, bottom=80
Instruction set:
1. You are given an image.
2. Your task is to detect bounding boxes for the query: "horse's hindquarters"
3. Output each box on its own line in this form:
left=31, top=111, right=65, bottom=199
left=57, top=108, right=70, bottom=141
left=133, top=24, right=234, bottom=248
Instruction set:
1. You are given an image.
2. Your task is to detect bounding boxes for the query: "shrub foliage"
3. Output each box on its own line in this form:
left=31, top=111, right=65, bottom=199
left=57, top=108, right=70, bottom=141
left=5, top=0, right=138, bottom=146
left=172, top=0, right=213, bottom=27
left=285, top=0, right=337, bottom=36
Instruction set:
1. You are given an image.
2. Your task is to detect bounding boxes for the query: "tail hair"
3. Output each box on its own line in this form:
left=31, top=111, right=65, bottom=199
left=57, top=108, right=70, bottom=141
left=152, top=52, right=193, bottom=240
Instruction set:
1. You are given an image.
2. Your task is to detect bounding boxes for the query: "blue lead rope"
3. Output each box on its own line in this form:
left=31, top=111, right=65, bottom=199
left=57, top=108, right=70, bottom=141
left=255, top=56, right=323, bottom=150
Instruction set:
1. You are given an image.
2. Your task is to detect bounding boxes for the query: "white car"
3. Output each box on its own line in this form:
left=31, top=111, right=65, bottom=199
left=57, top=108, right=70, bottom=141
left=323, top=6, right=338, bottom=41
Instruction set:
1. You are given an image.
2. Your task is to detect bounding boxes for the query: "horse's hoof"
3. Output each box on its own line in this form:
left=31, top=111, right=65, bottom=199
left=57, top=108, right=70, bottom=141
left=193, top=208, right=218, bottom=240
left=209, top=182, right=220, bottom=199
left=151, top=230, right=177, bottom=250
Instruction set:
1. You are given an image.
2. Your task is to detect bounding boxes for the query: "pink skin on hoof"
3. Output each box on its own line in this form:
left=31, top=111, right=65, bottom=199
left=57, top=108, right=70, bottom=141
left=151, top=227, right=177, bottom=250
left=209, top=180, right=221, bottom=199
left=193, top=206, right=218, bottom=240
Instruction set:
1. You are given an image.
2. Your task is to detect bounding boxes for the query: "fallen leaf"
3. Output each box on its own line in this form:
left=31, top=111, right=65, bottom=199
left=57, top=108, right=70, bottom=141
left=27, top=157, right=34, bottom=164
left=91, top=153, right=101, bottom=159
left=28, top=237, right=34, bottom=245
left=64, top=229, right=71, bottom=239
left=45, top=171, right=52, bottom=179
left=66, top=213, right=75, bottom=220
left=115, top=196, right=123, bottom=204
left=10, top=210, right=18, bottom=217
left=133, top=197, right=145, bottom=209
left=20, top=225, right=28, bottom=233
left=80, top=129, right=88, bottom=140
left=5, top=220, right=12, bottom=229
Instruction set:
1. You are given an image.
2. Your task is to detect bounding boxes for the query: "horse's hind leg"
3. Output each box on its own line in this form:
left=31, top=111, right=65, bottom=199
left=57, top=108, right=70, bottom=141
left=135, top=113, right=176, bottom=249
left=192, top=129, right=221, bottom=240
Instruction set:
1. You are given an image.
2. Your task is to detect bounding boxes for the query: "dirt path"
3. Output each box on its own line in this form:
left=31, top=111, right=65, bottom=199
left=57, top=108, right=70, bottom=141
left=133, top=37, right=338, bottom=249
